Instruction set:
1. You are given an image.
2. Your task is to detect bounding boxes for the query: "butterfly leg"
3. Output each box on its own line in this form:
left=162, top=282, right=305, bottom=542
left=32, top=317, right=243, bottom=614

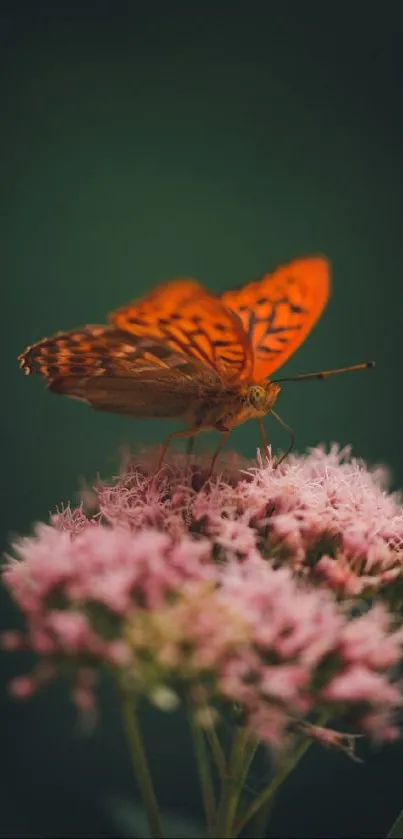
left=208, top=428, right=231, bottom=477
left=186, top=435, right=196, bottom=457
left=270, top=409, right=295, bottom=468
left=257, top=417, right=270, bottom=459
left=155, top=427, right=202, bottom=473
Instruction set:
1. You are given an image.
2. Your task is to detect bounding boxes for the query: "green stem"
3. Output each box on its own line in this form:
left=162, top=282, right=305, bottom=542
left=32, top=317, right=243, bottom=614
left=248, top=793, right=278, bottom=839
left=236, top=712, right=330, bottom=837
left=189, top=713, right=216, bottom=833
left=387, top=808, right=403, bottom=838
left=238, top=735, right=260, bottom=792
left=118, top=680, right=165, bottom=839
left=215, top=726, right=256, bottom=839
left=235, top=737, right=311, bottom=836
left=205, top=720, right=227, bottom=779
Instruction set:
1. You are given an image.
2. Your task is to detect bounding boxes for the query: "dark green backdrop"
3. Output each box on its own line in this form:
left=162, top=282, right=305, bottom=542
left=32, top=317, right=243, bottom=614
left=1, top=4, right=403, bottom=837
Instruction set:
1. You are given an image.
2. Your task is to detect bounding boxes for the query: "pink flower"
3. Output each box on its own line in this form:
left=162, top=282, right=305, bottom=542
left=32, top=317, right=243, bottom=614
left=1, top=630, right=23, bottom=651
left=4, top=525, right=213, bottom=617
left=337, top=603, right=403, bottom=669
left=51, top=504, right=90, bottom=534
left=9, top=676, right=36, bottom=699
left=323, top=666, right=402, bottom=706
left=3, top=445, right=403, bottom=748
left=73, top=444, right=403, bottom=599
left=207, top=516, right=258, bottom=555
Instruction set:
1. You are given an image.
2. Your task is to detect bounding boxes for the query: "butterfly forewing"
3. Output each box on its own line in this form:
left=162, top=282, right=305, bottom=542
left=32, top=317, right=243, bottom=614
left=221, top=256, right=330, bottom=381
left=110, top=278, right=254, bottom=384
left=19, top=326, right=224, bottom=418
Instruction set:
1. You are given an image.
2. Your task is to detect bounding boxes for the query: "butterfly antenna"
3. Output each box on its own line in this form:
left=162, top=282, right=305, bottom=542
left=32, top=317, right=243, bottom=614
left=272, top=361, right=375, bottom=384
left=270, top=409, right=295, bottom=468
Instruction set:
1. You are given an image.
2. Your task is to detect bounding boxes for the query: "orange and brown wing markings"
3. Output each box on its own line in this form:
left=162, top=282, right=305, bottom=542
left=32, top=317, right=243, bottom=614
left=19, top=326, right=112, bottom=379
left=109, top=278, right=254, bottom=384
left=221, top=256, right=330, bottom=381
left=18, top=326, right=225, bottom=418
left=18, top=326, right=196, bottom=380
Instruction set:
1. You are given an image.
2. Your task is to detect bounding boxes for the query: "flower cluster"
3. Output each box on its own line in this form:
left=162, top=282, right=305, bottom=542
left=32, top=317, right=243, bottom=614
left=83, top=445, right=403, bottom=598
left=3, top=446, right=403, bottom=747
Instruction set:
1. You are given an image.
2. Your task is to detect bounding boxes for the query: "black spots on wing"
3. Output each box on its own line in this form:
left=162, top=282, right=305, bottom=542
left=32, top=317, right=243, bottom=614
left=256, top=297, right=269, bottom=306
left=256, top=345, right=281, bottom=356
left=212, top=339, right=230, bottom=348
left=238, top=304, right=248, bottom=312
left=219, top=354, right=243, bottom=364
left=126, top=314, right=149, bottom=326
left=170, top=312, right=182, bottom=321
left=46, top=364, right=61, bottom=377
left=186, top=328, right=203, bottom=338
left=289, top=303, right=307, bottom=315
left=266, top=325, right=302, bottom=335
left=40, top=344, right=59, bottom=357
left=69, top=364, right=88, bottom=375
left=220, top=347, right=244, bottom=357
left=192, top=314, right=202, bottom=325
left=89, top=343, right=108, bottom=354
left=158, top=318, right=171, bottom=326
left=214, top=323, right=227, bottom=332
left=142, top=342, right=171, bottom=359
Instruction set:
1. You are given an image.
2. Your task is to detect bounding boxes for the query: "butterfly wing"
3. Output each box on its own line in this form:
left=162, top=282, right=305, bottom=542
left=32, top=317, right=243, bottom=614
left=221, top=256, right=330, bottom=381
left=18, top=326, right=224, bottom=418
left=109, top=278, right=254, bottom=384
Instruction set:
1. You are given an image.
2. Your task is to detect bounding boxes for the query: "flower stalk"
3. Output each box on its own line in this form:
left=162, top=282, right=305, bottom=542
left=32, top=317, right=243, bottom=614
left=188, top=711, right=216, bottom=833
left=235, top=736, right=311, bottom=835
left=117, top=678, right=165, bottom=839
left=215, top=725, right=253, bottom=838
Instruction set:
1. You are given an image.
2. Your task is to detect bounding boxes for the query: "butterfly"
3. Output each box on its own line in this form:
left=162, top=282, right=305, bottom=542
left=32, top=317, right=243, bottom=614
left=18, top=256, right=372, bottom=473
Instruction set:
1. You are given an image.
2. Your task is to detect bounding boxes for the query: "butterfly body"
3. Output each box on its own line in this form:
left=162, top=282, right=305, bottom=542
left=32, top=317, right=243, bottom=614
left=186, top=380, right=281, bottom=432
left=18, top=257, right=330, bottom=464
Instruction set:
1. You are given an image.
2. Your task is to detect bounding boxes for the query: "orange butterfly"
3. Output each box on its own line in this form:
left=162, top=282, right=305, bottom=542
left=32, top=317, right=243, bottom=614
left=18, top=256, right=372, bottom=472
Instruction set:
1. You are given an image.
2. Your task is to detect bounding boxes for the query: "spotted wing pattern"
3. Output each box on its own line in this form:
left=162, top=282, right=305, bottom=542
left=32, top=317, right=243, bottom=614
left=110, top=278, right=254, bottom=384
left=18, top=326, right=223, bottom=418
left=221, top=256, right=330, bottom=381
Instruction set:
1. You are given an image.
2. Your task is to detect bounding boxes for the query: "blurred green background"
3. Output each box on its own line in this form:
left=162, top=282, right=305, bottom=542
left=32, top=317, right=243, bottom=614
left=1, top=3, right=403, bottom=837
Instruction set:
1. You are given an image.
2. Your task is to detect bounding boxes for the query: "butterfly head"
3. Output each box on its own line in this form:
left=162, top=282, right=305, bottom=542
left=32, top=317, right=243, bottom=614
left=247, top=382, right=281, bottom=415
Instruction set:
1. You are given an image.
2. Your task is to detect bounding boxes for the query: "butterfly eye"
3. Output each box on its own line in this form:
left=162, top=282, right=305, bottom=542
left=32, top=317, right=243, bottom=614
left=248, top=385, right=267, bottom=410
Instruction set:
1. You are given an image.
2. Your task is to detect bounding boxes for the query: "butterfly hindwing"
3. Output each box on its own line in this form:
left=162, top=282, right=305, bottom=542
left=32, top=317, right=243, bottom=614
left=221, top=256, right=330, bottom=380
